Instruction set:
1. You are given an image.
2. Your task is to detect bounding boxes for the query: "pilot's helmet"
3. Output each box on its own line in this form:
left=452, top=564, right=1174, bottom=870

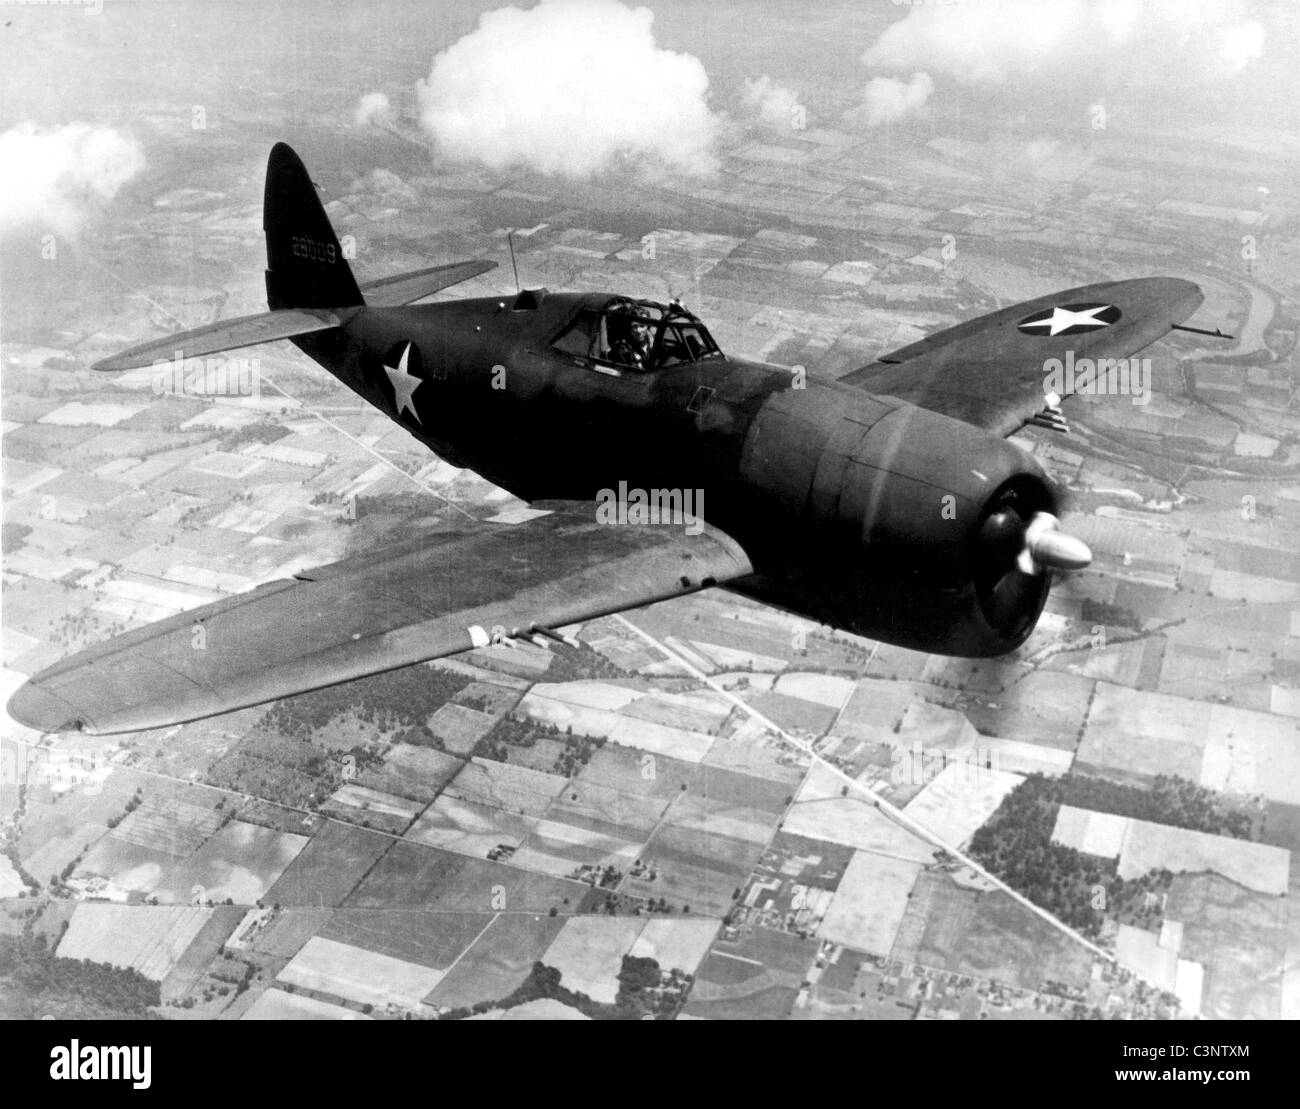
left=627, top=304, right=654, bottom=336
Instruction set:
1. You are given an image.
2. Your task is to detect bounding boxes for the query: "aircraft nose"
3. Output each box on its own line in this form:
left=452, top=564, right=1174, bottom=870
left=1024, top=514, right=1092, bottom=572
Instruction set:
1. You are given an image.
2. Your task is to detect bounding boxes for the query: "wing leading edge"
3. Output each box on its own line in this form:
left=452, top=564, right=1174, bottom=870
left=8, top=506, right=752, bottom=735
left=840, top=277, right=1204, bottom=435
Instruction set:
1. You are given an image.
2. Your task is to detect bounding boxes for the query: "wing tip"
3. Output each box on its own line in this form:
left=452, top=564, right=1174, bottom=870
left=6, top=680, right=85, bottom=735
left=1159, top=276, right=1206, bottom=325
left=91, top=353, right=143, bottom=372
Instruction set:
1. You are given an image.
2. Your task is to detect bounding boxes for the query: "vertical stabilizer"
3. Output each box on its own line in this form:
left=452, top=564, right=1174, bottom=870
left=264, top=142, right=363, bottom=310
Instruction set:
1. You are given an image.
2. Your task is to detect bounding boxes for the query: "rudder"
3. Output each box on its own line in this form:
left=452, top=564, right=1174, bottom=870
left=264, top=142, right=363, bottom=311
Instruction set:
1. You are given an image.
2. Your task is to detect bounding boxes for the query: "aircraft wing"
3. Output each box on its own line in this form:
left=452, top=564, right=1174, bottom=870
left=92, top=308, right=346, bottom=372
left=359, top=260, right=498, bottom=306
left=7, top=505, right=752, bottom=736
left=839, top=278, right=1204, bottom=436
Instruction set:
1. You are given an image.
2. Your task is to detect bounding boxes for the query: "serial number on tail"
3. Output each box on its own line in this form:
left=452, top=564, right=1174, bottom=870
left=291, top=235, right=336, bottom=264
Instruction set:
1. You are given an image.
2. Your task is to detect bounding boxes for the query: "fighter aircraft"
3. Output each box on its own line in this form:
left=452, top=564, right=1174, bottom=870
left=8, top=143, right=1206, bottom=735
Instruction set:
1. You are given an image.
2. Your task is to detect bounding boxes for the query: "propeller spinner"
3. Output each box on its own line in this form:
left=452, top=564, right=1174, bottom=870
left=1018, top=511, right=1092, bottom=575
left=976, top=497, right=1091, bottom=640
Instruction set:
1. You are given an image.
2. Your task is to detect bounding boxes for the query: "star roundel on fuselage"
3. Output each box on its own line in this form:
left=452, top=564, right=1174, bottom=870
left=382, top=340, right=425, bottom=424
left=1016, top=302, right=1121, bottom=337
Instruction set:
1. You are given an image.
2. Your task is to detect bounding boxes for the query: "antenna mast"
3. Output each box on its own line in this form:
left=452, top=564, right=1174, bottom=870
left=507, top=230, right=521, bottom=294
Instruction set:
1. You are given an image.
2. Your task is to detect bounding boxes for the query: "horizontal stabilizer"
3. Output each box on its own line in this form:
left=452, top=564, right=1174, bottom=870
left=359, top=259, right=498, bottom=306
left=92, top=308, right=348, bottom=372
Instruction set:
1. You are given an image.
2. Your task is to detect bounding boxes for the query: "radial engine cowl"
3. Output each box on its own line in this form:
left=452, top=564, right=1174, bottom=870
left=827, top=401, right=1091, bottom=654
left=835, top=404, right=1058, bottom=582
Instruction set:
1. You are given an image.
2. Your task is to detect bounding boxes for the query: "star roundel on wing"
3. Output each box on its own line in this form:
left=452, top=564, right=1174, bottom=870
left=1017, top=302, right=1121, bottom=337
left=382, top=340, right=425, bottom=424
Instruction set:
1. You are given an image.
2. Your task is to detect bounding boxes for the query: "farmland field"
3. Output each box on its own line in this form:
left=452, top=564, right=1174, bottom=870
left=17, top=769, right=142, bottom=880
left=547, top=779, right=673, bottom=834
left=77, top=835, right=180, bottom=894
left=346, top=840, right=597, bottom=914
left=829, top=679, right=919, bottom=742
left=58, top=903, right=213, bottom=981
left=1168, top=872, right=1289, bottom=1019
left=682, top=926, right=816, bottom=1020
left=702, top=722, right=807, bottom=785
left=575, top=744, right=698, bottom=798
left=902, top=763, right=1024, bottom=849
left=109, top=794, right=223, bottom=855
left=265, top=820, right=393, bottom=908
left=443, top=757, right=568, bottom=818
left=773, top=673, right=855, bottom=709
left=276, top=935, right=445, bottom=1008
left=897, top=873, right=1094, bottom=992
left=320, top=784, right=422, bottom=834
left=659, top=791, right=783, bottom=845
left=454, top=680, right=523, bottom=715
left=1076, top=684, right=1207, bottom=783
left=512, top=811, right=645, bottom=877
left=321, top=908, right=491, bottom=970
left=159, top=905, right=246, bottom=1003
left=249, top=907, right=334, bottom=958
left=781, top=764, right=936, bottom=862
left=541, top=916, right=645, bottom=1003
left=621, top=689, right=734, bottom=734
left=155, top=820, right=309, bottom=905
left=357, top=743, right=464, bottom=803
left=817, top=850, right=921, bottom=956
left=623, top=824, right=766, bottom=916
left=405, top=794, right=537, bottom=859
left=960, top=670, right=1096, bottom=752
left=425, top=912, right=567, bottom=1010
left=746, top=691, right=838, bottom=735
left=242, top=987, right=370, bottom=1020
left=628, top=917, right=720, bottom=976
left=689, top=763, right=793, bottom=814
left=427, top=703, right=497, bottom=755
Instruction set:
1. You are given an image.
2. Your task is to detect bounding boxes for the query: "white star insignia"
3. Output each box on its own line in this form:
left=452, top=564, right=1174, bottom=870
left=383, top=342, right=422, bottom=424
left=1021, top=305, right=1113, bottom=336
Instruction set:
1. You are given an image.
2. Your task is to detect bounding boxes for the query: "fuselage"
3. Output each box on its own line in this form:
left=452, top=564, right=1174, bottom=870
left=294, top=290, right=1056, bottom=656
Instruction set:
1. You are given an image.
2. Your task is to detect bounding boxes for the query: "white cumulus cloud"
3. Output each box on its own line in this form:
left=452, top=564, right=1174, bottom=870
left=416, top=0, right=721, bottom=177
left=0, top=122, right=144, bottom=238
left=355, top=91, right=396, bottom=128
left=1216, top=18, right=1265, bottom=76
left=742, top=75, right=804, bottom=131
left=858, top=0, right=1268, bottom=123
left=861, top=72, right=934, bottom=128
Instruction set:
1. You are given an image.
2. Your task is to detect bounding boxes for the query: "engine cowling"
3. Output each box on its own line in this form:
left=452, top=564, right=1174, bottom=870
left=734, top=383, right=1089, bottom=657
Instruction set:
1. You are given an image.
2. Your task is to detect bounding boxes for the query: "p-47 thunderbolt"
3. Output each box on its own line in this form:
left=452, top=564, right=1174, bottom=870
left=9, top=143, right=1205, bottom=735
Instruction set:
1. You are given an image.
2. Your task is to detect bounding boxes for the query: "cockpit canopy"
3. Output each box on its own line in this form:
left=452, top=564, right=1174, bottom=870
left=551, top=297, right=722, bottom=372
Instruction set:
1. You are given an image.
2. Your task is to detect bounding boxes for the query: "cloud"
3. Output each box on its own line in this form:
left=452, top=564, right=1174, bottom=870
left=858, top=0, right=1268, bottom=122
left=0, top=122, right=144, bottom=238
left=742, top=75, right=804, bottom=131
left=416, top=0, right=721, bottom=177
left=861, top=72, right=934, bottom=128
left=1216, top=18, right=1265, bottom=76
left=355, top=91, right=396, bottom=128
left=354, top=167, right=417, bottom=206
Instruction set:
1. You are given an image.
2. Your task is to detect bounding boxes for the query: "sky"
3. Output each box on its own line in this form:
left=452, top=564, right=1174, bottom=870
left=0, top=0, right=1295, bottom=243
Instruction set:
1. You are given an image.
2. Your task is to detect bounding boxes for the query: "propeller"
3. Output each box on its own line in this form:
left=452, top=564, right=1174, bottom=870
left=1018, top=511, right=1092, bottom=575
left=975, top=490, right=1092, bottom=639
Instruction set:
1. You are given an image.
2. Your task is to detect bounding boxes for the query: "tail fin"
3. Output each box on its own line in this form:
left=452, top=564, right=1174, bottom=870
left=264, top=142, right=363, bottom=311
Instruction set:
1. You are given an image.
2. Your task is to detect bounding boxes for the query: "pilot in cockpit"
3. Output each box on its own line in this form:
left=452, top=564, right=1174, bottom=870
left=608, top=306, right=654, bottom=370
